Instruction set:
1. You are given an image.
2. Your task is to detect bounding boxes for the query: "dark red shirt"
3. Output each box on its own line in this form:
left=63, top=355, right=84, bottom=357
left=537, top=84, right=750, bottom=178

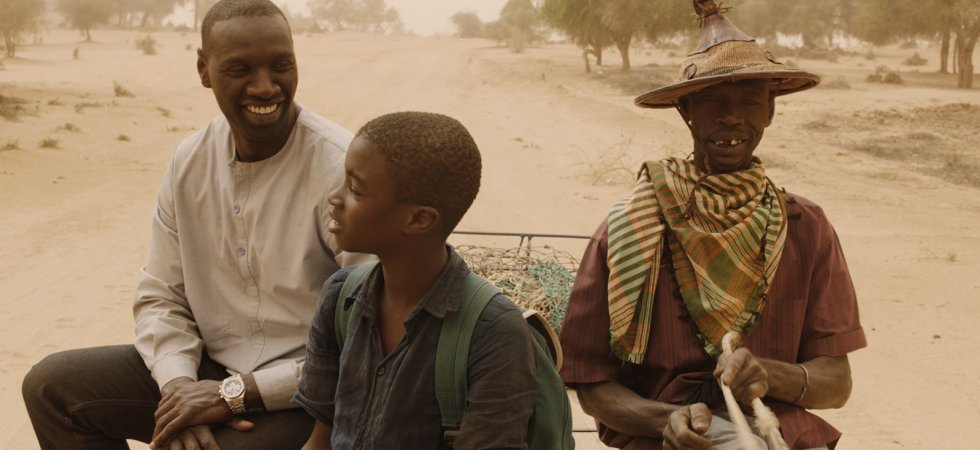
left=559, top=193, right=867, bottom=449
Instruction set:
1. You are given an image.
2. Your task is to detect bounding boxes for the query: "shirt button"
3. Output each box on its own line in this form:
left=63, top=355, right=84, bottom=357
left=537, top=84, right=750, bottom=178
left=376, top=366, right=386, bottom=376
left=233, top=204, right=241, bottom=214
left=354, top=442, right=363, bottom=450
left=237, top=247, right=246, bottom=256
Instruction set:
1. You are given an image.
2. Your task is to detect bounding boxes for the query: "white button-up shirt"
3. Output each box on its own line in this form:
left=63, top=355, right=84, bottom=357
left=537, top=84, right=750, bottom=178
left=134, top=107, right=368, bottom=409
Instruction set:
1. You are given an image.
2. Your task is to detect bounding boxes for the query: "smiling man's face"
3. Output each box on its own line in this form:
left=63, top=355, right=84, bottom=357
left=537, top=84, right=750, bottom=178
left=681, top=78, right=775, bottom=173
left=198, top=14, right=298, bottom=159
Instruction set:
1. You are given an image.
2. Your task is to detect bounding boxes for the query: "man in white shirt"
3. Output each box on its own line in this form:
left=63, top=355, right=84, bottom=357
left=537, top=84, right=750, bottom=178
left=22, top=1, right=366, bottom=448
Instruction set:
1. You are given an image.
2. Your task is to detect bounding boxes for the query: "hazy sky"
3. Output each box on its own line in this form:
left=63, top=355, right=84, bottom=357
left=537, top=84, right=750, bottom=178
left=167, top=0, right=509, bottom=36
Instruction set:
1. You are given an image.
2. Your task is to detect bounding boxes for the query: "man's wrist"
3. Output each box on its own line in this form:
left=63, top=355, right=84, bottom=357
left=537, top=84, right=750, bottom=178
left=219, top=374, right=247, bottom=414
left=242, top=372, right=266, bottom=411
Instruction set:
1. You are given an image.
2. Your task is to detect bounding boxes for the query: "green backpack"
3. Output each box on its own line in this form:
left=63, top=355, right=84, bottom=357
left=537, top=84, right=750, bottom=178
left=334, top=262, right=575, bottom=449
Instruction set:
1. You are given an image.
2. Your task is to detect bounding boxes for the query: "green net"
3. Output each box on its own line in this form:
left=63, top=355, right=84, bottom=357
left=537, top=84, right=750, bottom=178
left=456, top=245, right=579, bottom=332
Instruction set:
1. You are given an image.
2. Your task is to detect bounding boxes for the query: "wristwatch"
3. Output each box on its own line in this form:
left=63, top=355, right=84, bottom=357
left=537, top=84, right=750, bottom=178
left=219, top=374, right=247, bottom=415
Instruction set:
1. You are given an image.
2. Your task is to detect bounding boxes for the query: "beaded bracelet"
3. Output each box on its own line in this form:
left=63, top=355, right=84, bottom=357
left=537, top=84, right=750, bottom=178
left=794, top=363, right=810, bottom=404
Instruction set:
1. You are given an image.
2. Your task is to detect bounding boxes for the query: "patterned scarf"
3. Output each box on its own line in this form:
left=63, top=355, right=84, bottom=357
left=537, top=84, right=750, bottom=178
left=606, top=157, right=787, bottom=363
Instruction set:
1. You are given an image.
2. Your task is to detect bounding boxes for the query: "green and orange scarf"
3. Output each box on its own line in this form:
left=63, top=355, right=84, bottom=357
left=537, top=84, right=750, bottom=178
left=606, top=157, right=787, bottom=363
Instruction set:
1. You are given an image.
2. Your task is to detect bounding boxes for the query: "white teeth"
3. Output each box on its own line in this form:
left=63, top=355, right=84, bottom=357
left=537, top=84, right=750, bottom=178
left=714, top=139, right=744, bottom=147
left=246, top=104, right=278, bottom=115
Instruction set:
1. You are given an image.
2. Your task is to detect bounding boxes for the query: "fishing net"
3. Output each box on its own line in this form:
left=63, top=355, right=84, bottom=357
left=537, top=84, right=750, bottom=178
left=456, top=245, right=579, bottom=332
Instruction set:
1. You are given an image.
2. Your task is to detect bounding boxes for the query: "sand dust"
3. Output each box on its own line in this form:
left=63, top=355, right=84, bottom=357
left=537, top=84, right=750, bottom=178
left=2, top=30, right=979, bottom=449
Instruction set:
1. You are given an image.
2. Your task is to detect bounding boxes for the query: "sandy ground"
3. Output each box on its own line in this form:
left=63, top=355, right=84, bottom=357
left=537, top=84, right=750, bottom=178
left=2, top=29, right=980, bottom=449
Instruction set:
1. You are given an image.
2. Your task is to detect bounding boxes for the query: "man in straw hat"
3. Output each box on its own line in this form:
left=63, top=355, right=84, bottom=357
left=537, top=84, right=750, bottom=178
left=558, top=1, right=866, bottom=449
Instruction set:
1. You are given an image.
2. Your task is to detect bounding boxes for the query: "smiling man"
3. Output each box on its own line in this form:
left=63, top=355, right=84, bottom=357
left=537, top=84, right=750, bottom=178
left=22, top=1, right=367, bottom=449
left=558, top=1, right=866, bottom=450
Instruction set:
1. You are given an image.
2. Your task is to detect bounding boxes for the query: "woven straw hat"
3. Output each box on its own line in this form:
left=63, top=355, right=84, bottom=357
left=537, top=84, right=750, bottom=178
left=634, top=1, right=821, bottom=109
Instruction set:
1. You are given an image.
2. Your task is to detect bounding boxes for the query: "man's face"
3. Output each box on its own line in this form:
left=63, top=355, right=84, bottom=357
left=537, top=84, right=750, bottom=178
left=197, top=15, right=298, bottom=147
left=326, top=137, right=415, bottom=255
left=681, top=79, right=775, bottom=173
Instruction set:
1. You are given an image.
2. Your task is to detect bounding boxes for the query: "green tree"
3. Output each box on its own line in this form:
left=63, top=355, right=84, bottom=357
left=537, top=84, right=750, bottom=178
left=542, top=0, right=612, bottom=71
left=852, top=0, right=978, bottom=88
left=57, top=0, right=114, bottom=41
left=1, top=0, right=45, bottom=57
left=450, top=10, right=484, bottom=38
left=499, top=0, right=540, bottom=52
left=308, top=0, right=402, bottom=34
left=598, top=0, right=660, bottom=71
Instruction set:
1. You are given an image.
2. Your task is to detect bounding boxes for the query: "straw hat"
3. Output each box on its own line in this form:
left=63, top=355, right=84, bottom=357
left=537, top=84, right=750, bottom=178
left=634, top=0, right=820, bottom=109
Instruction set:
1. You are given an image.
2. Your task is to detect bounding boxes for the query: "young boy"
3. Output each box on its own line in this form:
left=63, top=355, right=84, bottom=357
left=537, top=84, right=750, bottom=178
left=293, top=112, right=538, bottom=449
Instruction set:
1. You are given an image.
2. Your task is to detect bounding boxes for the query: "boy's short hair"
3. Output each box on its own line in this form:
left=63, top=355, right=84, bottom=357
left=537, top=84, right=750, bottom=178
left=357, top=112, right=482, bottom=236
left=201, top=0, right=289, bottom=53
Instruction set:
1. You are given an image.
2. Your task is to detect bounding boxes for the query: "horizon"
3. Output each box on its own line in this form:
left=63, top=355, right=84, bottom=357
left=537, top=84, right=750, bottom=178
left=162, top=0, right=508, bottom=36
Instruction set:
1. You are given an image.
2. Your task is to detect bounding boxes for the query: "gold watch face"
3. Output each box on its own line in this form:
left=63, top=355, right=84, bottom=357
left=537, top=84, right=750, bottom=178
left=221, top=377, right=245, bottom=398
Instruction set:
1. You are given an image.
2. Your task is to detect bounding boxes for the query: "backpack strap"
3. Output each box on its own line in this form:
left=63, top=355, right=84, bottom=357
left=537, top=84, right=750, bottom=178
left=334, top=262, right=378, bottom=347
left=435, top=272, right=500, bottom=436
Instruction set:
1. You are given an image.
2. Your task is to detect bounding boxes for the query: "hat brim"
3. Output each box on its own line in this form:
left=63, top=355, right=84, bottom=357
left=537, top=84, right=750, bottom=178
left=634, top=68, right=821, bottom=109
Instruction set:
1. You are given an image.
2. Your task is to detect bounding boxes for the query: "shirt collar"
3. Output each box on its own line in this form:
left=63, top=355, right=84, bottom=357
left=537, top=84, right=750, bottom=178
left=353, top=245, right=470, bottom=322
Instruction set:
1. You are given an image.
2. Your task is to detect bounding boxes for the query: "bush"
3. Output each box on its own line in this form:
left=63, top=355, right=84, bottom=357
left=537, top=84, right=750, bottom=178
left=40, top=138, right=60, bottom=149
left=821, top=76, right=851, bottom=89
left=867, top=65, right=903, bottom=84
left=904, top=52, right=927, bottom=66
left=135, top=35, right=157, bottom=55
left=113, top=81, right=135, bottom=98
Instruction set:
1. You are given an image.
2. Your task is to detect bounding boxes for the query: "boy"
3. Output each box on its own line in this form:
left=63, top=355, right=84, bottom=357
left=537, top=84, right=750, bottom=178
left=294, top=112, right=538, bottom=449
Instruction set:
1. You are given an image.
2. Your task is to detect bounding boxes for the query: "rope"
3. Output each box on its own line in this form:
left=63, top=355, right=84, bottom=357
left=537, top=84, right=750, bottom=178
left=720, top=331, right=790, bottom=450
left=455, top=245, right=579, bottom=332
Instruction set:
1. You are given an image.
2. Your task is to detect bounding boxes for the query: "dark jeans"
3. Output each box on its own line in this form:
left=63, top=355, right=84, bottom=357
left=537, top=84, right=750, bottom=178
left=22, top=345, right=313, bottom=450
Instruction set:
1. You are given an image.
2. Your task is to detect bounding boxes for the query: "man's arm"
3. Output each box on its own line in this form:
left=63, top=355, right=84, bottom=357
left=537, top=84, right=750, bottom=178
left=577, top=380, right=679, bottom=438
left=302, top=420, right=333, bottom=450
left=133, top=157, right=203, bottom=388
left=760, top=354, right=852, bottom=409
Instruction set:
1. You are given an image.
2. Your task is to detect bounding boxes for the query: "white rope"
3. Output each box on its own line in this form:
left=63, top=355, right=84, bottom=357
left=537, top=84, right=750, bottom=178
left=720, top=331, right=790, bottom=450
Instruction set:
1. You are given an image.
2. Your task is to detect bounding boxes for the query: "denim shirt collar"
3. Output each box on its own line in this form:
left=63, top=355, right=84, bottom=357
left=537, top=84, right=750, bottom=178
left=351, top=245, right=468, bottom=323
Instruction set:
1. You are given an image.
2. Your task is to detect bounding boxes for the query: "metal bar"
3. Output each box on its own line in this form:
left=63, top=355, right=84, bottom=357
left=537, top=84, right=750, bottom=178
left=452, top=230, right=591, bottom=240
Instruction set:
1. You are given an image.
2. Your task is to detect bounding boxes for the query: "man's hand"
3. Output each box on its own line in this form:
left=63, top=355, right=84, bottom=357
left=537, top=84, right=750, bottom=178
left=714, top=347, right=768, bottom=405
left=149, top=378, right=254, bottom=449
left=162, top=425, right=219, bottom=450
left=663, top=403, right=712, bottom=450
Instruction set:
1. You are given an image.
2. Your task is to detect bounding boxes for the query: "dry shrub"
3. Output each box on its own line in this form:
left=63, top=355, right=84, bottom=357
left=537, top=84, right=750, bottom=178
left=904, top=52, right=927, bottom=66
left=75, top=101, right=104, bottom=113
left=39, top=138, right=59, bottom=149
left=114, top=81, right=135, bottom=98
left=867, top=65, right=903, bottom=84
left=580, top=134, right=636, bottom=186
left=1, top=95, right=30, bottom=121
left=818, top=103, right=980, bottom=188
left=820, top=76, right=850, bottom=90
left=2, top=140, right=20, bottom=151
left=135, top=35, right=157, bottom=55
left=117, top=134, right=131, bottom=142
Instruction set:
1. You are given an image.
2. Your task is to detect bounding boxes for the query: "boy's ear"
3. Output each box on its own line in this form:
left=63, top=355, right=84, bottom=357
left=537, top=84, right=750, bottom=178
left=403, top=206, right=441, bottom=235
left=197, top=49, right=211, bottom=88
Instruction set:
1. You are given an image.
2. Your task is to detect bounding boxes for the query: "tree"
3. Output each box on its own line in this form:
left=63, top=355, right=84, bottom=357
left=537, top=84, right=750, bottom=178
left=451, top=10, right=484, bottom=38
left=307, top=0, right=402, bottom=34
left=57, top=0, right=114, bottom=41
left=598, top=0, right=660, bottom=71
left=852, top=0, right=979, bottom=88
left=498, top=0, right=540, bottom=52
left=542, top=0, right=613, bottom=72
left=1, top=0, right=45, bottom=57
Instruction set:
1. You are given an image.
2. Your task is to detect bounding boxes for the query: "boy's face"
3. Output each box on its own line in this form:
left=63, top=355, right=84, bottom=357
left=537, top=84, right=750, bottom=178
left=327, top=137, right=415, bottom=254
